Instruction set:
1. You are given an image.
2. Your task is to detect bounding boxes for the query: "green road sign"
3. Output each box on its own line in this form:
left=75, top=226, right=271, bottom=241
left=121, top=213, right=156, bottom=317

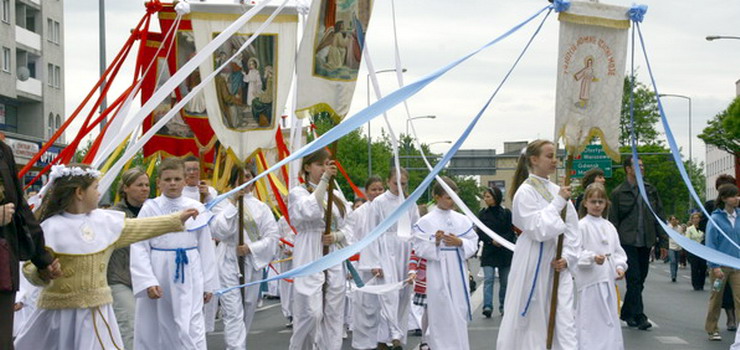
left=572, top=145, right=613, bottom=178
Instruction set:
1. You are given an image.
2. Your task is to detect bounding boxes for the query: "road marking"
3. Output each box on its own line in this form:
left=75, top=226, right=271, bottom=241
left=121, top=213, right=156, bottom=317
left=654, top=336, right=688, bottom=345
left=248, top=330, right=264, bottom=335
left=278, top=329, right=292, bottom=334
left=470, top=280, right=484, bottom=315
left=256, top=302, right=282, bottom=312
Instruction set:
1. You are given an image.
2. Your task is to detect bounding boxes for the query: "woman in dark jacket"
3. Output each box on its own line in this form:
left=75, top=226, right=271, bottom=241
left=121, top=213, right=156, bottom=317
left=476, top=186, right=516, bottom=318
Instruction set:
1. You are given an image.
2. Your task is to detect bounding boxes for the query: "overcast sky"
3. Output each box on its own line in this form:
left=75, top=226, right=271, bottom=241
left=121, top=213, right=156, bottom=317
left=62, top=0, right=740, bottom=167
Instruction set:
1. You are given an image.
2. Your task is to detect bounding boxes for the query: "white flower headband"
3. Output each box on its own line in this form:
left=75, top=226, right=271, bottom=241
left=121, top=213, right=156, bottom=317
left=36, top=165, right=102, bottom=201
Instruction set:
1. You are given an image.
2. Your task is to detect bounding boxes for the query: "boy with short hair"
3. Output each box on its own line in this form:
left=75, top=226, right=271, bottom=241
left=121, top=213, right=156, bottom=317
left=131, top=157, right=218, bottom=349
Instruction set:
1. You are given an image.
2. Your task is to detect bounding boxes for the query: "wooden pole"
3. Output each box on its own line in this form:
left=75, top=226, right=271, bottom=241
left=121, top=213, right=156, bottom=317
left=322, top=142, right=339, bottom=256
left=546, top=153, right=573, bottom=349
left=237, top=167, right=246, bottom=300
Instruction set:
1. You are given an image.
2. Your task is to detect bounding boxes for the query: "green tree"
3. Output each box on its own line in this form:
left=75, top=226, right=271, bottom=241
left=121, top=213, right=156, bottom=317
left=619, top=76, right=661, bottom=147
left=698, top=96, right=740, bottom=156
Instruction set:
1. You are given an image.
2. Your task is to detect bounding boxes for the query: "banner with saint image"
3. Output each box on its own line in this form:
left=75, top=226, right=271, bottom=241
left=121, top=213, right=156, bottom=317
left=555, top=1, right=629, bottom=161
left=295, top=0, right=374, bottom=122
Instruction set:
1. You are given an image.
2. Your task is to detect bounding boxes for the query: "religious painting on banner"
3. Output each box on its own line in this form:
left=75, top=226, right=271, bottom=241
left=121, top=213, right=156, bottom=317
left=187, top=4, right=298, bottom=162
left=554, top=1, right=629, bottom=162
left=296, top=0, right=374, bottom=122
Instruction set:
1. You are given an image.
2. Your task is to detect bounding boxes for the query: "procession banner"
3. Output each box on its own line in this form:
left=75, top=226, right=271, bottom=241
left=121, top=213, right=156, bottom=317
left=555, top=1, right=629, bottom=161
left=295, top=0, right=374, bottom=122
left=189, top=6, right=298, bottom=162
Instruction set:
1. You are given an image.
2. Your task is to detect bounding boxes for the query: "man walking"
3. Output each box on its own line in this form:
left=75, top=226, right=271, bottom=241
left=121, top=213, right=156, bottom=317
left=609, top=155, right=668, bottom=330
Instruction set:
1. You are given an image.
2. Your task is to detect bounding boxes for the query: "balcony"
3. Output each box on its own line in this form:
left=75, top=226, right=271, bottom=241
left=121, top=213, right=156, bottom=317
left=16, top=77, right=42, bottom=99
left=28, top=0, right=41, bottom=6
left=15, top=26, right=41, bottom=52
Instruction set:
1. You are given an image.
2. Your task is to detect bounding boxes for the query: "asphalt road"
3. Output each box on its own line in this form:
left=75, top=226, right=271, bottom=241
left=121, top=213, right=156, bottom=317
left=206, top=258, right=734, bottom=349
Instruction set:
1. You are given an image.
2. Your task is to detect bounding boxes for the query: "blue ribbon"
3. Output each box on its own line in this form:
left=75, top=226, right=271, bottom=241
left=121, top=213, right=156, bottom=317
left=628, top=4, right=648, bottom=23
left=552, top=0, right=571, bottom=13
left=630, top=22, right=740, bottom=269
left=213, top=5, right=553, bottom=296
left=521, top=242, right=544, bottom=317
left=205, top=3, right=553, bottom=212
left=151, top=246, right=197, bottom=283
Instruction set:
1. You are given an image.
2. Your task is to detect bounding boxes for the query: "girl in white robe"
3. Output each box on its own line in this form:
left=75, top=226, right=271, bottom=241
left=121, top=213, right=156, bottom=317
left=574, top=183, right=627, bottom=350
left=411, top=176, right=478, bottom=350
left=350, top=176, right=385, bottom=350
left=496, top=140, right=580, bottom=350
left=359, top=169, right=419, bottom=348
left=14, top=164, right=196, bottom=350
left=288, top=149, right=353, bottom=350
left=210, top=167, right=280, bottom=350
left=131, top=158, right=219, bottom=350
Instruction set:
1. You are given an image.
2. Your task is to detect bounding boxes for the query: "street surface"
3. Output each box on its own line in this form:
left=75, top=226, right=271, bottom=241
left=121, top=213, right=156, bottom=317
left=207, top=258, right=733, bottom=349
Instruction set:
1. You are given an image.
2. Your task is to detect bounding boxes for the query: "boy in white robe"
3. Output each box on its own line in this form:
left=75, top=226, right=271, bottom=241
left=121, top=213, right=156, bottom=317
left=131, top=158, right=219, bottom=350
left=574, top=183, right=627, bottom=350
left=496, top=140, right=580, bottom=350
left=182, top=156, right=221, bottom=333
left=211, top=167, right=280, bottom=350
left=411, top=176, right=478, bottom=350
left=359, top=169, right=419, bottom=349
left=288, top=149, right=354, bottom=350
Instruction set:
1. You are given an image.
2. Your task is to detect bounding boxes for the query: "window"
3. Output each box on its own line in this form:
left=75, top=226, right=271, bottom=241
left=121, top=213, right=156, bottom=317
left=47, top=63, right=53, bottom=86
left=54, top=65, right=60, bottom=88
left=47, top=18, right=52, bottom=41
left=48, top=113, right=53, bottom=137
left=1, top=47, right=9, bottom=72
left=1, top=0, right=9, bottom=23
left=54, top=21, right=60, bottom=43
left=55, top=114, right=61, bottom=130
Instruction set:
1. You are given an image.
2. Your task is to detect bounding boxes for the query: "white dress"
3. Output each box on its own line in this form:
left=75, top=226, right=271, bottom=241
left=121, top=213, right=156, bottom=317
left=496, top=174, right=580, bottom=350
left=412, top=207, right=478, bottom=350
left=211, top=194, right=280, bottom=350
left=277, top=216, right=295, bottom=321
left=130, top=195, right=218, bottom=350
left=574, top=215, right=627, bottom=350
left=358, top=190, right=419, bottom=344
left=350, top=201, right=381, bottom=350
left=13, top=262, right=39, bottom=337
left=288, top=184, right=353, bottom=350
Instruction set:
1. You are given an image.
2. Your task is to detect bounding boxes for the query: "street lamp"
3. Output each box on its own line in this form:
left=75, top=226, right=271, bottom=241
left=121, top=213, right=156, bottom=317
left=367, top=68, right=407, bottom=177
left=658, top=93, right=692, bottom=210
left=706, top=35, right=740, bottom=41
left=428, top=140, right=453, bottom=148
left=403, top=115, right=436, bottom=167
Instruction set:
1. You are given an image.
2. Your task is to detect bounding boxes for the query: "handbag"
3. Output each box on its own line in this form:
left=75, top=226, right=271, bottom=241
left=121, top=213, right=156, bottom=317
left=0, top=238, right=13, bottom=291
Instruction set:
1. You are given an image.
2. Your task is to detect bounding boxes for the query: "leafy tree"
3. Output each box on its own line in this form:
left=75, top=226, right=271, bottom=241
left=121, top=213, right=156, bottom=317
left=699, top=96, right=740, bottom=156
left=619, top=76, right=661, bottom=147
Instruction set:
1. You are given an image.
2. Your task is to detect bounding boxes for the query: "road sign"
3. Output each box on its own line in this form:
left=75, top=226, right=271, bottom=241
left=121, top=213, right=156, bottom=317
left=572, top=145, right=613, bottom=178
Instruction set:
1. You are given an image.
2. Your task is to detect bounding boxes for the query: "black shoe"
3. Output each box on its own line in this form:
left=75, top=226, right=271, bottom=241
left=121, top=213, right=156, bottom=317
left=482, top=307, right=492, bottom=318
left=637, top=319, right=652, bottom=330
left=672, top=277, right=676, bottom=282
left=621, top=316, right=638, bottom=327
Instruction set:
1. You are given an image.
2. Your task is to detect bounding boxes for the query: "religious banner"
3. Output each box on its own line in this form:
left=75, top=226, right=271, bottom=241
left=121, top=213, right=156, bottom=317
left=295, top=0, right=374, bottom=122
left=555, top=1, right=629, bottom=161
left=188, top=5, right=298, bottom=162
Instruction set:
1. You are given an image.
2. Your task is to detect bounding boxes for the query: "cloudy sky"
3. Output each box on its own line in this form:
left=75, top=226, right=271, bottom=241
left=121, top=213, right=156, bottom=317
left=62, top=0, right=740, bottom=167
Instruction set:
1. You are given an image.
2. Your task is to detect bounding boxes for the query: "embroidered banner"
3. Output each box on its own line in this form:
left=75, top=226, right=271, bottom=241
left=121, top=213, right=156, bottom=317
left=294, top=0, right=374, bottom=122
left=555, top=1, right=629, bottom=161
left=190, top=7, right=298, bottom=162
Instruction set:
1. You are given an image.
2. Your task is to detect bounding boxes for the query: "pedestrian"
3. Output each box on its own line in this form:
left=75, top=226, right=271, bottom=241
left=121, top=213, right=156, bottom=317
left=288, top=149, right=353, bottom=350
left=130, top=157, right=219, bottom=349
left=411, top=176, right=478, bottom=350
left=476, top=186, right=515, bottom=318
left=0, top=137, right=61, bottom=349
left=574, top=167, right=606, bottom=211
left=496, top=140, right=580, bottom=350
left=704, top=183, right=740, bottom=341
left=608, top=155, right=668, bottom=330
left=359, top=168, right=419, bottom=349
left=667, top=215, right=684, bottom=283
left=109, top=167, right=151, bottom=350
left=685, top=212, right=707, bottom=291
left=211, top=166, right=280, bottom=350
left=13, top=164, right=196, bottom=349
left=574, top=183, right=627, bottom=350
left=351, top=176, right=385, bottom=350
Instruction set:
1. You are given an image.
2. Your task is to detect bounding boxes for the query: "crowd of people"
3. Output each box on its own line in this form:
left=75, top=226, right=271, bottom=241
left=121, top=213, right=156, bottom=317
left=0, top=137, right=739, bottom=350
